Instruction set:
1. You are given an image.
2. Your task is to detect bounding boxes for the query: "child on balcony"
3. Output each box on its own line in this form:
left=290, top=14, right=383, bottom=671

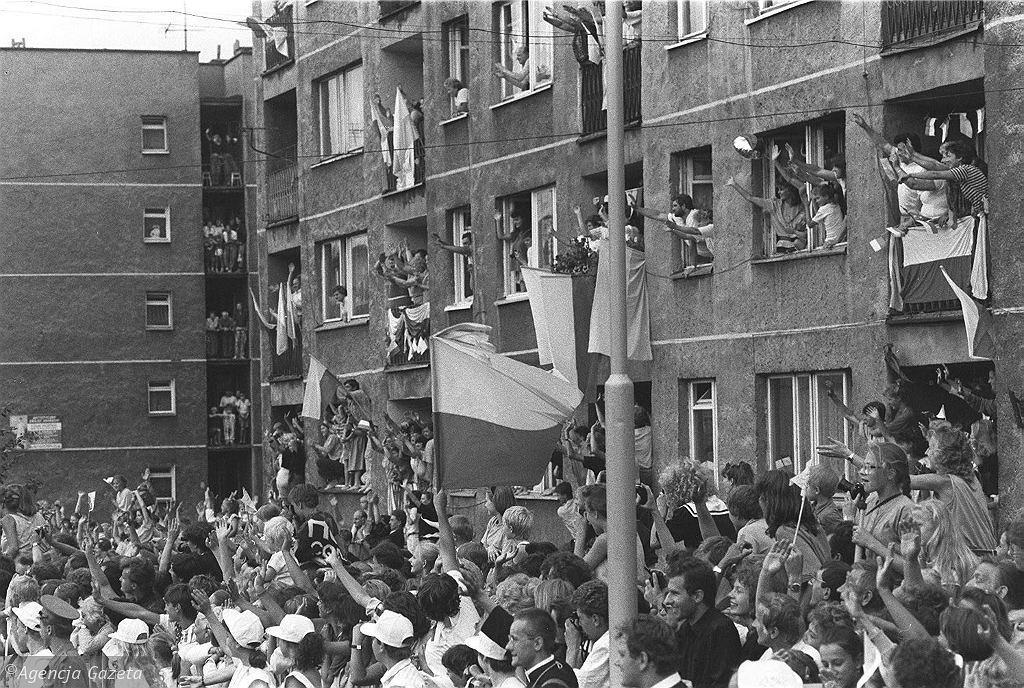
left=809, top=182, right=847, bottom=249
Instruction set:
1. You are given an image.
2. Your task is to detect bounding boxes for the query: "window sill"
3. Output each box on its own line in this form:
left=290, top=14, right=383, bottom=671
left=494, top=292, right=530, bottom=306
left=887, top=310, right=963, bottom=325
left=671, top=264, right=714, bottom=280
left=665, top=31, right=709, bottom=51
left=444, top=302, right=473, bottom=313
left=310, top=149, right=363, bottom=169
left=750, top=244, right=846, bottom=265
left=382, top=182, right=424, bottom=197
left=145, top=326, right=174, bottom=332
left=440, top=112, right=469, bottom=127
left=745, top=0, right=816, bottom=26
left=143, top=238, right=171, bottom=244
left=489, top=83, right=553, bottom=112
left=148, top=412, right=176, bottom=417
left=142, top=150, right=170, bottom=156
left=268, top=374, right=303, bottom=383
left=315, top=317, right=369, bottom=332
left=385, top=362, right=430, bottom=373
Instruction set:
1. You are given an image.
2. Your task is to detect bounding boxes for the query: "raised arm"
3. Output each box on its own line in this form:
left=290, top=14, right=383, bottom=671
left=96, top=585, right=161, bottom=627
left=724, top=176, right=771, bottom=210
left=324, top=549, right=372, bottom=609
left=875, top=550, right=929, bottom=640
left=433, top=490, right=460, bottom=573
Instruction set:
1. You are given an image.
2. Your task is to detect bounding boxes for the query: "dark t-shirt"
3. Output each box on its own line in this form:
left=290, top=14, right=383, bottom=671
left=675, top=607, right=742, bottom=688
left=281, top=446, right=306, bottom=474
left=666, top=502, right=737, bottom=550
left=295, top=511, right=341, bottom=569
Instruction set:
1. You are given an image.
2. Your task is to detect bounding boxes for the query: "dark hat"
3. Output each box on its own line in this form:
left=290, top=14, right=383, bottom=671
left=40, top=594, right=80, bottom=622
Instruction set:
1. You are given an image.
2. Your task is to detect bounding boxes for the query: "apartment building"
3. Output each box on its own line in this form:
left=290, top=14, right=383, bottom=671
left=0, top=46, right=261, bottom=511
left=251, top=0, right=1023, bottom=520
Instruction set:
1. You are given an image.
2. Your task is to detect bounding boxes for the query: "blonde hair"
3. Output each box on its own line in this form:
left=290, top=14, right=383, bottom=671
left=495, top=573, right=539, bottom=614
left=263, top=516, right=294, bottom=551
left=502, top=506, right=534, bottom=541
left=534, top=578, right=576, bottom=617
left=913, top=499, right=978, bottom=588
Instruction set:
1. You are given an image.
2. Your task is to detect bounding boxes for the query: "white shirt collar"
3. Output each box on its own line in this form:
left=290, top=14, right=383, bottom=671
left=526, top=655, right=555, bottom=677
left=649, top=673, right=684, bottom=688
left=381, top=658, right=415, bottom=685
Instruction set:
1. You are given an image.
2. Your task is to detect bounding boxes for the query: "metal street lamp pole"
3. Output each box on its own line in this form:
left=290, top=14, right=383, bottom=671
left=603, top=3, right=637, bottom=684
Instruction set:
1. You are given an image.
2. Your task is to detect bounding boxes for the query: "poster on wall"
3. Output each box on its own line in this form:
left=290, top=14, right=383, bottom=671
left=8, top=415, right=63, bottom=450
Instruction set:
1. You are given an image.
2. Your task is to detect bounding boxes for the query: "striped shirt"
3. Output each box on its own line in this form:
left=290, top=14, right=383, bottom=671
left=948, top=163, right=988, bottom=216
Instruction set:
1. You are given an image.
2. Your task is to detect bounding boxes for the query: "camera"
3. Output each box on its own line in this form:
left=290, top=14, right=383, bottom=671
left=837, top=477, right=867, bottom=504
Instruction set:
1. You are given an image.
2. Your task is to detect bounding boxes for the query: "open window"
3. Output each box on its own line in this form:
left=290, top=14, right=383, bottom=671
left=143, top=207, right=170, bottom=243
left=319, top=233, right=370, bottom=322
left=497, top=186, right=557, bottom=296
left=444, top=16, right=470, bottom=116
left=316, top=63, right=365, bottom=158
left=677, top=0, right=708, bottom=38
left=495, top=0, right=553, bottom=100
left=448, top=207, right=473, bottom=307
left=765, top=371, right=849, bottom=475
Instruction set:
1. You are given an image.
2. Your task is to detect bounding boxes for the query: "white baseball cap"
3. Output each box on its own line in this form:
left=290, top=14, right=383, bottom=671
left=223, top=608, right=264, bottom=648
left=360, top=610, right=413, bottom=648
left=109, top=618, right=151, bottom=644
left=12, top=601, right=43, bottom=632
left=266, top=614, right=316, bottom=644
left=736, top=660, right=803, bottom=688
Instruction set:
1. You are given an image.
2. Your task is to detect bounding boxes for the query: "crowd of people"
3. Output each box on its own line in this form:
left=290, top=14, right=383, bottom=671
left=206, top=306, right=249, bottom=360
left=208, top=390, right=253, bottom=447
left=204, top=216, right=247, bottom=274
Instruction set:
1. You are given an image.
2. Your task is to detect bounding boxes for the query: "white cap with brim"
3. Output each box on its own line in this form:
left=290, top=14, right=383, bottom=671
left=12, top=601, right=43, bottom=633
left=266, top=613, right=316, bottom=644
left=223, top=608, right=264, bottom=648
left=464, top=632, right=508, bottom=661
left=360, top=610, right=413, bottom=648
left=109, top=618, right=150, bottom=644
left=736, top=660, right=803, bottom=688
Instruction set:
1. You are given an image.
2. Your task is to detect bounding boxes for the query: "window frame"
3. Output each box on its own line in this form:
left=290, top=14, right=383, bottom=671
left=672, top=146, right=714, bottom=269
left=495, top=0, right=553, bottom=101
left=445, top=15, right=471, bottom=112
left=147, top=380, right=176, bottom=417
left=143, top=207, right=171, bottom=243
left=147, top=465, right=177, bottom=507
left=448, top=207, right=473, bottom=307
left=145, top=292, right=173, bottom=330
left=759, top=117, right=846, bottom=256
left=319, top=233, right=371, bottom=323
left=316, top=63, right=365, bottom=159
left=765, top=371, right=850, bottom=475
left=141, top=116, right=169, bottom=154
left=687, top=379, right=718, bottom=481
left=677, top=0, right=709, bottom=39
left=499, top=185, right=558, bottom=296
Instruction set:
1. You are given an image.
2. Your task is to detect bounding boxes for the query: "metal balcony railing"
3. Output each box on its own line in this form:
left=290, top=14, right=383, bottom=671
left=379, top=1, right=419, bottom=21
left=266, top=144, right=298, bottom=223
left=270, top=335, right=303, bottom=378
left=383, top=138, right=425, bottom=193
left=882, top=0, right=983, bottom=50
left=581, top=42, right=642, bottom=136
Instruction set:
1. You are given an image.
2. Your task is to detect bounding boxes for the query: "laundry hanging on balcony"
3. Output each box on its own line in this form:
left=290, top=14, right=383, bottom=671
left=245, top=16, right=290, bottom=58
left=392, top=87, right=417, bottom=191
left=587, top=242, right=652, bottom=362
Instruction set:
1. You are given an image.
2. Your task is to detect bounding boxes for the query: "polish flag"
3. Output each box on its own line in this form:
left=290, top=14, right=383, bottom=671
left=940, top=266, right=996, bottom=360
left=431, top=324, right=583, bottom=489
left=302, top=356, right=341, bottom=422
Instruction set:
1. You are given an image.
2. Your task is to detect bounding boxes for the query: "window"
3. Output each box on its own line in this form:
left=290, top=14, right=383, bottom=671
left=445, top=16, right=470, bottom=102
left=671, top=146, right=714, bottom=269
left=766, top=371, right=849, bottom=474
left=758, top=116, right=845, bottom=256
left=448, top=207, right=473, bottom=306
left=148, top=380, right=176, bottom=416
left=317, top=64, right=365, bottom=157
left=145, top=292, right=173, bottom=330
left=141, top=116, right=168, bottom=153
left=687, top=380, right=717, bottom=469
left=319, top=233, right=370, bottom=322
left=498, top=186, right=557, bottom=295
left=757, top=0, right=801, bottom=12
left=495, top=1, right=553, bottom=99
left=147, top=466, right=176, bottom=507
left=143, top=207, right=170, bottom=243
left=678, top=0, right=708, bottom=38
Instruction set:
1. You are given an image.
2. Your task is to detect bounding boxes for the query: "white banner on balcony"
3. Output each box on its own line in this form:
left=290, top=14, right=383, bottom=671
left=392, top=87, right=417, bottom=190
left=521, top=267, right=577, bottom=388
left=588, top=243, right=652, bottom=362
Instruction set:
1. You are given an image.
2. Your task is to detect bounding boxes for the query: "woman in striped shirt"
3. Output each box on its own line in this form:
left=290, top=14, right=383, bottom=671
left=898, top=138, right=989, bottom=223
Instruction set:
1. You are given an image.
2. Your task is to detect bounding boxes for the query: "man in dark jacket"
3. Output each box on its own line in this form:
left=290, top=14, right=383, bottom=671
left=507, top=608, right=579, bottom=688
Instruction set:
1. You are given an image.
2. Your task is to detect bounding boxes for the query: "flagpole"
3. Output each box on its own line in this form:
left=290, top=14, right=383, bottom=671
left=603, top=4, right=637, bottom=684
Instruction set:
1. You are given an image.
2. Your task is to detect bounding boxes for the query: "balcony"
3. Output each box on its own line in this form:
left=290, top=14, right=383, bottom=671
left=882, top=0, right=983, bottom=52
left=581, top=42, right=642, bottom=137
left=263, top=5, right=295, bottom=73
left=266, top=145, right=298, bottom=224
left=379, top=1, right=418, bottom=21
left=270, top=335, right=303, bottom=379
left=383, top=139, right=425, bottom=194
left=206, top=328, right=249, bottom=360
left=385, top=301, right=430, bottom=368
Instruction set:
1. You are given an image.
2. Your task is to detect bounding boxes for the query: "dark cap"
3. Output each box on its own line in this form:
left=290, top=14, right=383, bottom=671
left=40, top=594, right=80, bottom=622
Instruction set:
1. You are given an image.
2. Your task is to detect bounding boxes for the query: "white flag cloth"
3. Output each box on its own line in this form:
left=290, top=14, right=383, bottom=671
left=302, top=356, right=340, bottom=421
left=276, top=284, right=289, bottom=355
left=392, top=88, right=416, bottom=190
left=245, top=17, right=290, bottom=58
left=430, top=324, right=583, bottom=488
left=588, top=241, right=652, bottom=361
left=521, top=267, right=578, bottom=387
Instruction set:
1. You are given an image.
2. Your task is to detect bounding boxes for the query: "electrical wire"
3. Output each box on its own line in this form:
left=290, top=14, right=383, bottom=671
left=0, top=83, right=1004, bottom=183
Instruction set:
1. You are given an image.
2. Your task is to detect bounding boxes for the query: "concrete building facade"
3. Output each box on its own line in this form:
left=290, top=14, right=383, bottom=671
left=0, top=47, right=261, bottom=512
left=251, top=0, right=1024, bottom=522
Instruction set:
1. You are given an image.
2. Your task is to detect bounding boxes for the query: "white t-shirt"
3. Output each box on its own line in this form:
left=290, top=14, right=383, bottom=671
left=424, top=574, right=481, bottom=680
left=812, top=202, right=847, bottom=244
left=454, top=88, right=469, bottom=111
left=267, top=551, right=295, bottom=586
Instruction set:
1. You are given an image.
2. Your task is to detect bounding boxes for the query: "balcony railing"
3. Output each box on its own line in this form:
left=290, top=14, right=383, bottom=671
left=270, top=335, right=303, bottom=378
left=385, top=301, right=430, bottom=367
left=379, top=1, right=418, bottom=21
left=264, top=5, right=295, bottom=72
left=383, top=138, right=425, bottom=194
left=581, top=42, right=642, bottom=136
left=882, top=0, right=983, bottom=50
left=266, top=144, right=298, bottom=223
left=206, top=328, right=249, bottom=360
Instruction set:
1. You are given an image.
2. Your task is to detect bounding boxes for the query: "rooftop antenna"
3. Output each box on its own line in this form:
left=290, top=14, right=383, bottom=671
left=183, top=0, right=189, bottom=52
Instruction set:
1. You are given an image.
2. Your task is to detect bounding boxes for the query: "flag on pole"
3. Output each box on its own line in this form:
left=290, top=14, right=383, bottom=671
left=245, top=17, right=290, bottom=58
left=940, top=265, right=996, bottom=359
left=250, top=287, right=276, bottom=331
left=276, top=284, right=290, bottom=355
left=302, top=356, right=341, bottom=421
left=87, top=491, right=96, bottom=513
left=430, top=323, right=584, bottom=488
left=521, top=267, right=578, bottom=388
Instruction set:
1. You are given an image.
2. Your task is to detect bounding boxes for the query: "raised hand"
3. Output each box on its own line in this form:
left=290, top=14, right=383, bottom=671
left=816, top=437, right=853, bottom=460
left=724, top=176, right=736, bottom=187
left=719, top=541, right=753, bottom=570
left=765, top=541, right=791, bottom=575
left=851, top=112, right=868, bottom=129
left=784, top=545, right=804, bottom=582
left=214, top=522, right=231, bottom=544
left=191, top=587, right=213, bottom=616
left=876, top=548, right=897, bottom=590
left=898, top=520, right=921, bottom=561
